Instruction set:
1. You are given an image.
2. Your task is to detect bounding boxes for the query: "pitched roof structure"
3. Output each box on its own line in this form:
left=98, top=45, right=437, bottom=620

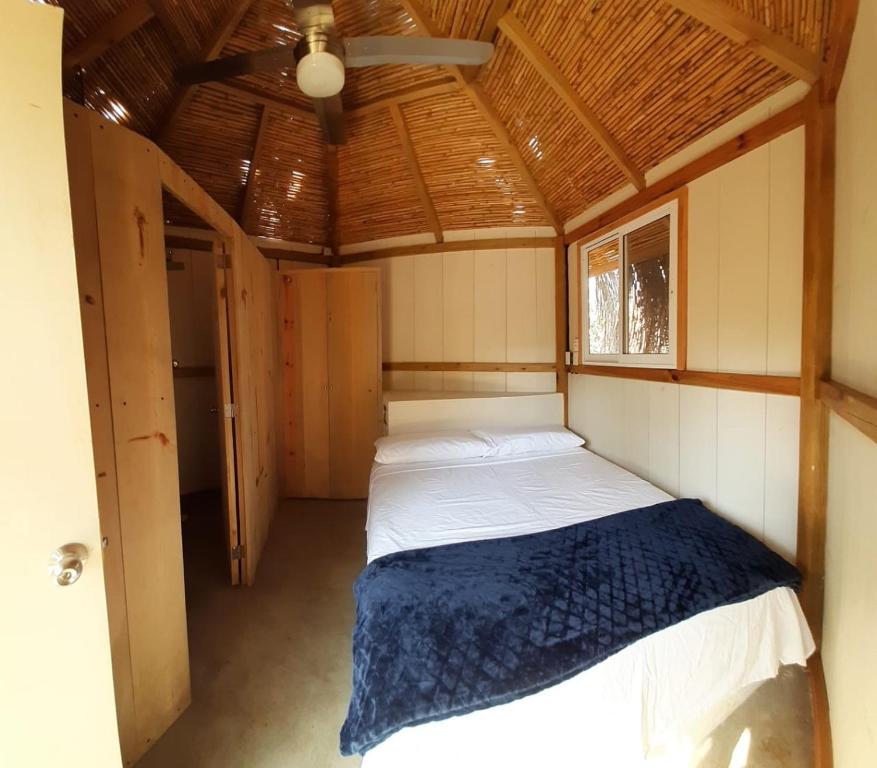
left=56, top=0, right=831, bottom=247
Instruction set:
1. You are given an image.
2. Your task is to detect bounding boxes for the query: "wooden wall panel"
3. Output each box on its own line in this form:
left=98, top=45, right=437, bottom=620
left=348, top=231, right=556, bottom=394
left=280, top=271, right=330, bottom=498
left=64, top=103, right=137, bottom=762
left=230, top=231, right=281, bottom=583
left=328, top=270, right=382, bottom=499
left=569, top=375, right=800, bottom=558
left=87, top=110, right=190, bottom=755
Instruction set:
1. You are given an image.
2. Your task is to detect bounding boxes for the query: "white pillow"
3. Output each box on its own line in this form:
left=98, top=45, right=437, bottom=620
left=473, top=425, right=585, bottom=457
left=374, top=430, right=492, bottom=465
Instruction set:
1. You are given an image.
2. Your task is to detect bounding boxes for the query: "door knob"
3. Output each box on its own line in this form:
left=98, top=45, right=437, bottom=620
left=49, top=543, right=88, bottom=586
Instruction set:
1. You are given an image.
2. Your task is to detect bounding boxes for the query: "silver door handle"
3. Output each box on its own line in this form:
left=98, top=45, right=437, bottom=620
left=49, top=544, right=88, bottom=586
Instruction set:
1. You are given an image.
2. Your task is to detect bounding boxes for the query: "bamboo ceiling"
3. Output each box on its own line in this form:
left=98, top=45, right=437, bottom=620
left=56, top=0, right=832, bottom=247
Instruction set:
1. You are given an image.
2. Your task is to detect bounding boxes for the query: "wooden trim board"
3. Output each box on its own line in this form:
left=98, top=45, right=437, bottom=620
left=569, top=365, right=801, bottom=397
left=341, top=237, right=555, bottom=263
left=820, top=378, right=877, bottom=444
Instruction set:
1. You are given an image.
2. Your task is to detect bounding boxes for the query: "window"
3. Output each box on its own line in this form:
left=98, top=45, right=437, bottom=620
left=580, top=198, right=680, bottom=368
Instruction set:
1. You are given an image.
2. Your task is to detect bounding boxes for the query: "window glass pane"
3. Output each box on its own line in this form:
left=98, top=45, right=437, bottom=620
left=587, top=238, right=620, bottom=354
left=625, top=215, right=670, bottom=354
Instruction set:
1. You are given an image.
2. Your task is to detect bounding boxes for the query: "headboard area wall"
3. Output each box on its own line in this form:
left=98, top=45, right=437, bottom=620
left=385, top=392, right=564, bottom=435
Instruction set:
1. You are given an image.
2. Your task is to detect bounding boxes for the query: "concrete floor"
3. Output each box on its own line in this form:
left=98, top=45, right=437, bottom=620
left=137, top=497, right=813, bottom=768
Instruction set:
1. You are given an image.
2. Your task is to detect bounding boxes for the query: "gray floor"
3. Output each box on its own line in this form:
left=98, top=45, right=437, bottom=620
left=137, top=498, right=812, bottom=768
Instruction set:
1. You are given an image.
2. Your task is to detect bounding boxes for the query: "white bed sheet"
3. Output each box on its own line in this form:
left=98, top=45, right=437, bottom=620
left=361, top=448, right=814, bottom=768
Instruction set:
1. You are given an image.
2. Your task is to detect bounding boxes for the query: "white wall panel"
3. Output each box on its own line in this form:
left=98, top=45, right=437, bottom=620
left=648, top=382, right=680, bottom=496
left=716, top=390, right=766, bottom=539
left=350, top=230, right=555, bottom=394
left=763, top=394, right=800, bottom=561
left=473, top=249, right=507, bottom=361
left=767, top=129, right=805, bottom=375
left=717, top=147, right=770, bottom=373
left=506, top=249, right=539, bottom=362
left=571, top=375, right=796, bottom=558
left=686, top=173, right=720, bottom=370
left=679, top=385, right=718, bottom=508
left=535, top=248, right=556, bottom=363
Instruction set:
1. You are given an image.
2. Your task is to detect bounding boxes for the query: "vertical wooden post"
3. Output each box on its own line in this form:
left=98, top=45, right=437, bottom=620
left=796, top=94, right=836, bottom=649
left=554, top=236, right=569, bottom=425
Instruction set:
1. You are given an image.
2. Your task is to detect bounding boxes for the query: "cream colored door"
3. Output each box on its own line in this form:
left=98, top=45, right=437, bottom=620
left=0, top=2, right=121, bottom=766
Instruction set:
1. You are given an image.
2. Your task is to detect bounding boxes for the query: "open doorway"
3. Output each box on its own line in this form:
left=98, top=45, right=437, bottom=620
left=163, top=192, right=243, bottom=590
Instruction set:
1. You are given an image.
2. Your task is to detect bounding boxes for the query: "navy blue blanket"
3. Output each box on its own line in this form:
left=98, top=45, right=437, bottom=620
left=340, top=498, right=800, bottom=755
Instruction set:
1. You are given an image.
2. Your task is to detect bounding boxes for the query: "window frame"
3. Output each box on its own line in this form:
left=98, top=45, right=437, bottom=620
left=579, top=197, right=682, bottom=369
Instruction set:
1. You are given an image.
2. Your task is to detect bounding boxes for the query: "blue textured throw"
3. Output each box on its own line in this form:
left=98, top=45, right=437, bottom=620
left=340, top=498, right=800, bottom=755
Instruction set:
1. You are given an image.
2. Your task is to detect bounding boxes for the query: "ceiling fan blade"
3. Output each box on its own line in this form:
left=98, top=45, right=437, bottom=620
left=343, top=36, right=494, bottom=68
left=314, top=93, right=345, bottom=145
left=177, top=44, right=297, bottom=85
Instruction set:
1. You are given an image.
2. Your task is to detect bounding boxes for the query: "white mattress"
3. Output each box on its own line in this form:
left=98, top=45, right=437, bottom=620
left=361, top=448, right=814, bottom=768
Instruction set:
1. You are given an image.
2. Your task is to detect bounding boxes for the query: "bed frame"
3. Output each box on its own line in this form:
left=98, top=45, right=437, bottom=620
left=384, top=392, right=564, bottom=435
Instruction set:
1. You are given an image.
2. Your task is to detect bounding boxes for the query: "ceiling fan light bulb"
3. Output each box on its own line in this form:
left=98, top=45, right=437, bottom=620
left=296, top=51, right=345, bottom=98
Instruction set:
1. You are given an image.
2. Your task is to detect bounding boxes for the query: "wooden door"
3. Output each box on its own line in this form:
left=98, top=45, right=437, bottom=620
left=328, top=269, right=383, bottom=499
left=212, top=243, right=243, bottom=585
left=1, top=3, right=121, bottom=765
left=280, top=270, right=331, bottom=498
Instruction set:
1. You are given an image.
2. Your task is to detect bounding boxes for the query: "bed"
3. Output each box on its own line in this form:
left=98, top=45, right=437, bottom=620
left=346, top=394, right=815, bottom=767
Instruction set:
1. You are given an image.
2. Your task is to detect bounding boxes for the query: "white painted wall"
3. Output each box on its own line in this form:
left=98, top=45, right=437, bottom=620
left=568, top=128, right=805, bottom=559
left=569, top=376, right=799, bottom=560
left=346, top=227, right=557, bottom=393
left=822, top=2, right=877, bottom=763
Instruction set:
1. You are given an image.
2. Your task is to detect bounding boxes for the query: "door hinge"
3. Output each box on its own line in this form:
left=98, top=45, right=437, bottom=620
left=224, top=403, right=237, bottom=419
left=231, top=544, right=246, bottom=560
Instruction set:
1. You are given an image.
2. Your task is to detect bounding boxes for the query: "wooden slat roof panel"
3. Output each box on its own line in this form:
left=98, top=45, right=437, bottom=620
left=165, top=0, right=239, bottom=54
left=337, top=109, right=430, bottom=244
left=74, top=22, right=180, bottom=135
left=507, top=0, right=795, bottom=174
left=249, top=109, right=328, bottom=244
left=162, top=85, right=262, bottom=221
left=481, top=38, right=628, bottom=222
left=55, top=0, right=128, bottom=50
left=723, top=0, right=831, bottom=52
left=219, top=0, right=311, bottom=111
left=401, top=91, right=550, bottom=230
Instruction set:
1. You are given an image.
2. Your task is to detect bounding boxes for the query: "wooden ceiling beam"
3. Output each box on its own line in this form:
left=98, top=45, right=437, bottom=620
left=497, top=12, right=645, bottom=191
left=399, top=0, right=561, bottom=233
left=460, top=0, right=512, bottom=81
left=239, top=104, right=273, bottom=234
left=154, top=0, right=257, bottom=144
left=348, top=79, right=458, bottom=117
left=388, top=103, right=443, bottom=244
left=62, top=0, right=155, bottom=74
left=667, top=0, right=821, bottom=84
left=146, top=0, right=191, bottom=57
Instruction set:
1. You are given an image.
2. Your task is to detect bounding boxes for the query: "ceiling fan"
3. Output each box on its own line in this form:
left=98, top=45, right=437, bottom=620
left=177, top=0, right=495, bottom=144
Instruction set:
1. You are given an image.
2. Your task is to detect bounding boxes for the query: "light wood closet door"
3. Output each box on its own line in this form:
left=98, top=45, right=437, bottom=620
left=328, top=269, right=383, bottom=499
left=280, top=268, right=381, bottom=499
left=281, top=270, right=331, bottom=498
